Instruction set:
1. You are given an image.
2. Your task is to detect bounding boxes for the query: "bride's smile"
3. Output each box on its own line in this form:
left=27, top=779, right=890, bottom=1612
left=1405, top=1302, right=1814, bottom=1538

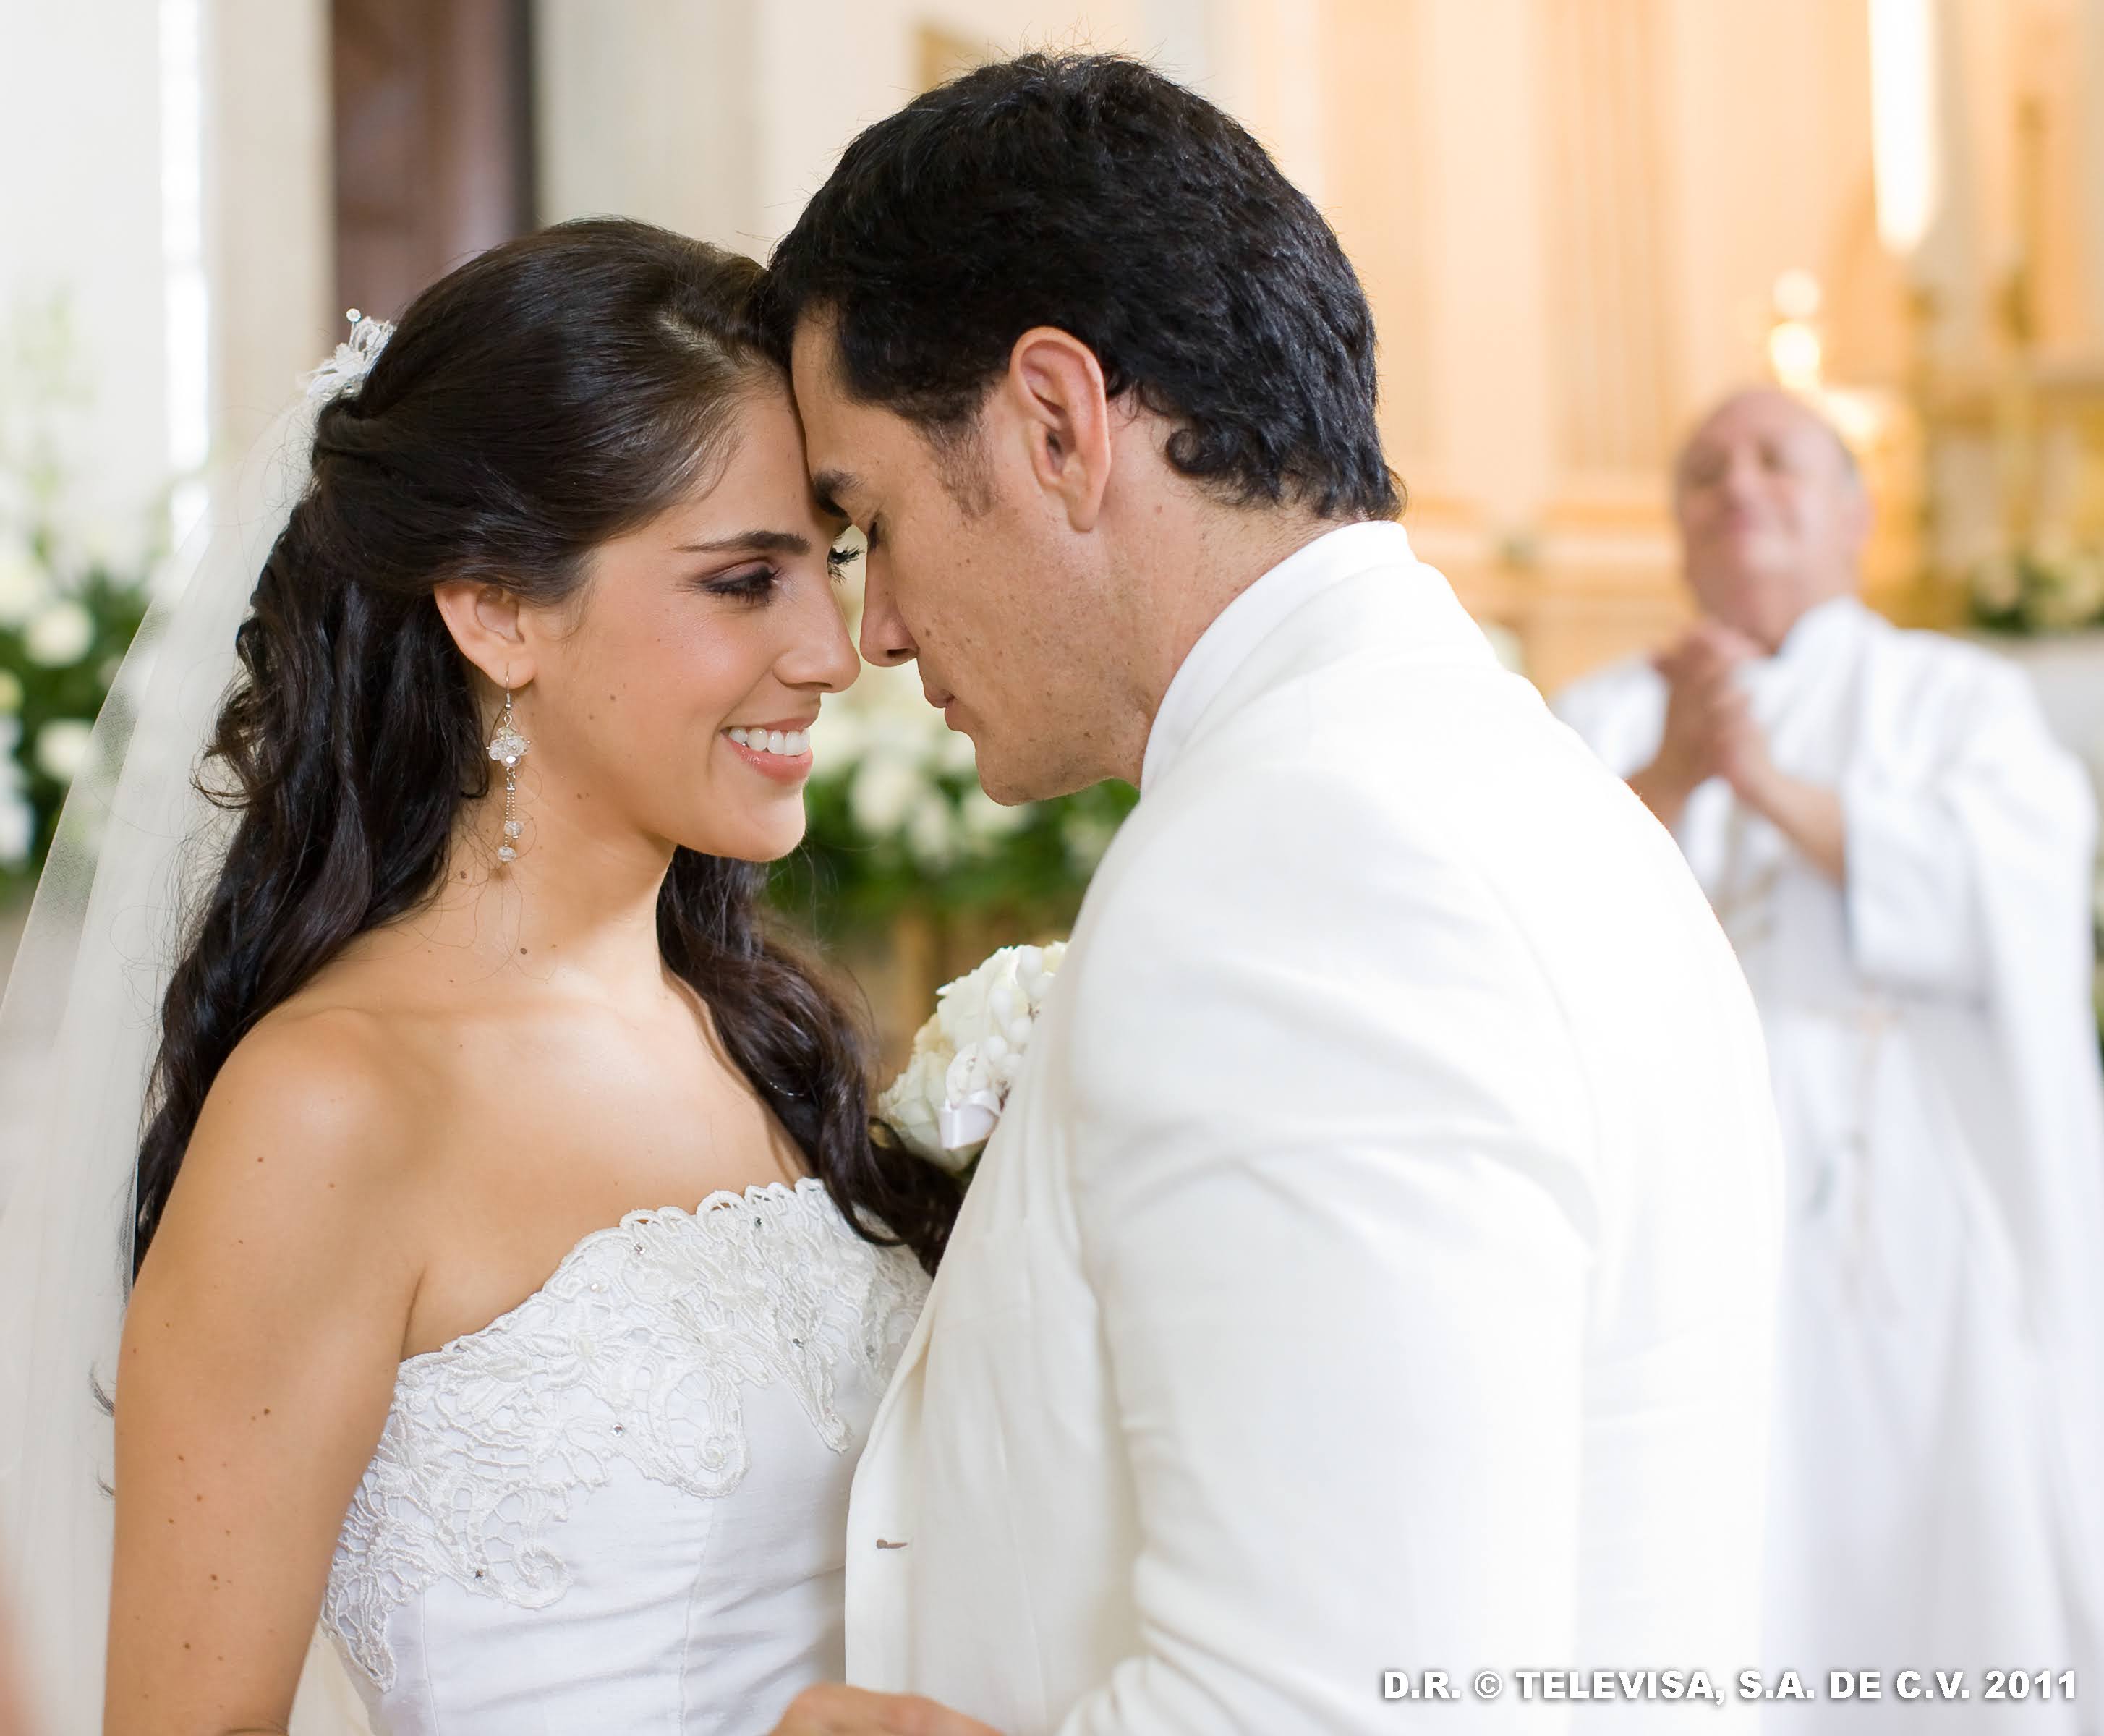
left=723, top=718, right=817, bottom=778
left=440, top=379, right=859, bottom=873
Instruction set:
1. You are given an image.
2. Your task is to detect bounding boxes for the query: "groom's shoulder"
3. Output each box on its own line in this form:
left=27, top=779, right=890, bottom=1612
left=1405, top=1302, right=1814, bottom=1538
left=1083, top=699, right=1546, bottom=987
left=1058, top=699, right=1590, bottom=1147
left=1547, top=652, right=1658, bottom=723
left=1083, top=636, right=1682, bottom=988
left=1157, top=637, right=1580, bottom=837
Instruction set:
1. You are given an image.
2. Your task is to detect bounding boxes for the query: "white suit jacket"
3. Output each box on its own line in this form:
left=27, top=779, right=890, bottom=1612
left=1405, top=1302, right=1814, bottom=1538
left=846, top=523, right=1782, bottom=1732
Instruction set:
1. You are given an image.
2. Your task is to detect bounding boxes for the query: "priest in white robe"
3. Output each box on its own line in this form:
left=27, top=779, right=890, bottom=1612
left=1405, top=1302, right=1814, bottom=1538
left=1555, top=388, right=2104, bottom=1730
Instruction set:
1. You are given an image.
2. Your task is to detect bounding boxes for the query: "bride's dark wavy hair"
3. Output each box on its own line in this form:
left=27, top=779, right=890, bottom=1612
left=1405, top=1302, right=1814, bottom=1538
left=134, top=218, right=959, bottom=1279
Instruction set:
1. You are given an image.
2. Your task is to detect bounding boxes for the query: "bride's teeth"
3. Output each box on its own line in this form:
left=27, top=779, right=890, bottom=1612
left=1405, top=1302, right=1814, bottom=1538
left=729, top=727, right=811, bottom=757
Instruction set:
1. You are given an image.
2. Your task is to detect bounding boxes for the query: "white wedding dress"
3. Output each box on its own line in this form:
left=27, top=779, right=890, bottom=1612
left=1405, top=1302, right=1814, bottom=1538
left=317, top=1176, right=927, bottom=1736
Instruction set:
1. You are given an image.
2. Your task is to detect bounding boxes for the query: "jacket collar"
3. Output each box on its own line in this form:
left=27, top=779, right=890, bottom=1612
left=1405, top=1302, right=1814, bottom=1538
left=1140, top=520, right=1418, bottom=794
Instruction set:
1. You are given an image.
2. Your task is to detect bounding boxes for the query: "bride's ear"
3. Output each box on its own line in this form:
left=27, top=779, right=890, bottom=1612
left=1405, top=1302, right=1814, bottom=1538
left=433, top=580, right=537, bottom=692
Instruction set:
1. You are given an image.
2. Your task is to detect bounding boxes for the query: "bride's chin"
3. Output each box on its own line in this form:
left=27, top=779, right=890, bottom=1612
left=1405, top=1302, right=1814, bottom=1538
left=678, top=804, right=810, bottom=867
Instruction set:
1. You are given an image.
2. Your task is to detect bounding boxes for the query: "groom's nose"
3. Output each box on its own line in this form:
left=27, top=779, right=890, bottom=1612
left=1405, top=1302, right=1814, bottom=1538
left=858, top=561, right=918, bottom=668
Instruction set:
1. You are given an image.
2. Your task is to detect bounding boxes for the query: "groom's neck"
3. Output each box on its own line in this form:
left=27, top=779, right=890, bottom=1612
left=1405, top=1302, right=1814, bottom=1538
left=1112, top=499, right=1355, bottom=778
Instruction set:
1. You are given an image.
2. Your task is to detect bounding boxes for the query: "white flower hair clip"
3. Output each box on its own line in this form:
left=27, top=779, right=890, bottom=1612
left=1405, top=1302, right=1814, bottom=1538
left=303, top=307, right=395, bottom=406
left=877, top=942, right=1065, bottom=1173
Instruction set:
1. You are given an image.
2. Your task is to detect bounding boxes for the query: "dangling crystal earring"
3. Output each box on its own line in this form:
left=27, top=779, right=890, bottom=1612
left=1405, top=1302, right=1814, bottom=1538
left=486, top=689, right=530, bottom=866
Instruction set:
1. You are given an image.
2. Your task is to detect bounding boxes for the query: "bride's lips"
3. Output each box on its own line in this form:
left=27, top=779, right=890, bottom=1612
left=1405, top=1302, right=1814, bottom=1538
left=723, top=717, right=816, bottom=784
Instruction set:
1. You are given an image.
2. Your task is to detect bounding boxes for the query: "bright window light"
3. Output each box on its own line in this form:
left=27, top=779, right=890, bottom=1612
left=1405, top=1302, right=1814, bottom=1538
left=159, top=0, right=210, bottom=550
left=1869, top=0, right=1941, bottom=256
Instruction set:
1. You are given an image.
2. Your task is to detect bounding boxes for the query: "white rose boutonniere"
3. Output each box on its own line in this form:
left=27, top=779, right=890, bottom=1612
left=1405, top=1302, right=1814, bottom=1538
left=877, top=941, right=1066, bottom=1171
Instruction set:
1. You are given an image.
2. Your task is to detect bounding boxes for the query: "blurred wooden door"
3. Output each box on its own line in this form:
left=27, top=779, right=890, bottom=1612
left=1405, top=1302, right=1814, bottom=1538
left=332, top=0, right=534, bottom=323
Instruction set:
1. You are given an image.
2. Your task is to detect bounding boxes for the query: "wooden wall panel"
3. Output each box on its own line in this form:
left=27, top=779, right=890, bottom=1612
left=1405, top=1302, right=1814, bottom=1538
left=1539, top=0, right=1680, bottom=482
left=333, top=0, right=534, bottom=324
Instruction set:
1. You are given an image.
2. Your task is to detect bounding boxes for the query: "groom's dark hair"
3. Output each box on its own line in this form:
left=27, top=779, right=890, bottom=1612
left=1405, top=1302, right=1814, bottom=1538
left=760, top=53, right=1401, bottom=522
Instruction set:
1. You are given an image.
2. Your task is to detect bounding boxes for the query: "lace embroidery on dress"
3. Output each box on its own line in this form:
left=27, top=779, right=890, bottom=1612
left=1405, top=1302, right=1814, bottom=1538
left=320, top=1178, right=926, bottom=1690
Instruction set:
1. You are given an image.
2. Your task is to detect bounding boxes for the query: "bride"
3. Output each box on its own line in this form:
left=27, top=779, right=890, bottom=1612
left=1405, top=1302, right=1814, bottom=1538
left=0, top=218, right=955, bottom=1735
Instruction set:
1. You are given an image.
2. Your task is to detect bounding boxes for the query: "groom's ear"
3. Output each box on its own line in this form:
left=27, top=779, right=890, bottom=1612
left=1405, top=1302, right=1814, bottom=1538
left=1003, top=328, right=1113, bottom=533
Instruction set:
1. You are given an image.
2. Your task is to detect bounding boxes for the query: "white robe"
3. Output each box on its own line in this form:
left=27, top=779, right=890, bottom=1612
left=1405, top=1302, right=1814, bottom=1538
left=1556, top=597, right=2104, bottom=1731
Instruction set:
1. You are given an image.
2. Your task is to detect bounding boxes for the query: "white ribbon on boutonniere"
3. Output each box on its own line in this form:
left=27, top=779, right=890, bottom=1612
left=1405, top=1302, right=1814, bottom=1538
left=877, top=941, right=1065, bottom=1172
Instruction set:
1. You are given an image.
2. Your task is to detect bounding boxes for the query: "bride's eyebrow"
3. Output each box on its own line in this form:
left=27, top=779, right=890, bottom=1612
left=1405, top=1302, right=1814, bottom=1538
left=676, top=531, right=812, bottom=556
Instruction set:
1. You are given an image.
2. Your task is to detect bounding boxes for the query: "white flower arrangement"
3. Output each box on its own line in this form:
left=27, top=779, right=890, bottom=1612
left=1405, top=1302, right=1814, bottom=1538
left=0, top=536, right=44, bottom=629
left=0, top=304, right=157, bottom=886
left=877, top=941, right=1066, bottom=1172
left=31, top=717, right=93, bottom=783
left=23, top=597, right=93, bottom=667
left=0, top=716, right=30, bottom=867
left=1971, top=542, right=2104, bottom=634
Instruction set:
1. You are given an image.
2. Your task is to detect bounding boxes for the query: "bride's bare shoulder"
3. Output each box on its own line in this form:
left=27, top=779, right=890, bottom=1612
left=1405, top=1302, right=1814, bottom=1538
left=208, top=935, right=474, bottom=1139
left=211, top=998, right=433, bottom=1144
left=148, top=980, right=450, bottom=1295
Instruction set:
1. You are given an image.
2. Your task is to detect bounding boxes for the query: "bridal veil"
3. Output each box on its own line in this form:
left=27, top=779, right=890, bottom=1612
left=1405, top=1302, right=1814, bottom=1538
left=0, top=393, right=373, bottom=1734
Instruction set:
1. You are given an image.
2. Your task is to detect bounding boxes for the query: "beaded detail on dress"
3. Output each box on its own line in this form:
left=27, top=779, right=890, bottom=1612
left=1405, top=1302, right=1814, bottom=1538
left=321, top=1178, right=926, bottom=1692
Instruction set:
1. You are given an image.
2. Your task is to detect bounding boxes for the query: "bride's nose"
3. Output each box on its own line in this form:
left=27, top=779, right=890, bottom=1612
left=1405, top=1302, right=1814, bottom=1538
left=780, top=580, right=861, bottom=694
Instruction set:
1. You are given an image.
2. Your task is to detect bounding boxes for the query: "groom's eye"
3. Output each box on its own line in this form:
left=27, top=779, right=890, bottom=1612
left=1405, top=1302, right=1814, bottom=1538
left=826, top=541, right=863, bottom=582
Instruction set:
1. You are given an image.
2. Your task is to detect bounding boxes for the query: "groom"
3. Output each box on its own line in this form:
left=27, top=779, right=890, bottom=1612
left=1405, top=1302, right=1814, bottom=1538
left=764, top=54, right=1781, bottom=1735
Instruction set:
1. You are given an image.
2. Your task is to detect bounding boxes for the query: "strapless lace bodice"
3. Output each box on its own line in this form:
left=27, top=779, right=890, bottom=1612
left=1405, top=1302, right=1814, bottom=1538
left=321, top=1177, right=927, bottom=1735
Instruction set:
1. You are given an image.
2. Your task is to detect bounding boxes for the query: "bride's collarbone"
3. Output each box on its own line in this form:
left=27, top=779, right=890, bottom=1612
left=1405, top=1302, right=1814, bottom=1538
left=395, top=1146, right=812, bottom=1364
left=237, top=969, right=808, bottom=1362
left=386, top=1063, right=809, bottom=1366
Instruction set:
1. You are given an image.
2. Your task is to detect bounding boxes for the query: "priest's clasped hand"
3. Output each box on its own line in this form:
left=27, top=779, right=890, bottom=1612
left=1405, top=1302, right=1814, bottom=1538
left=1635, top=620, right=1770, bottom=817
left=1632, top=619, right=1846, bottom=881
left=770, top=1683, right=1004, bottom=1736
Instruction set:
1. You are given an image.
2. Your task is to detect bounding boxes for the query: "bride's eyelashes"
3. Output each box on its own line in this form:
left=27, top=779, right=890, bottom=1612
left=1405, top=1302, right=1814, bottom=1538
left=701, top=565, right=781, bottom=605
left=697, top=541, right=861, bottom=605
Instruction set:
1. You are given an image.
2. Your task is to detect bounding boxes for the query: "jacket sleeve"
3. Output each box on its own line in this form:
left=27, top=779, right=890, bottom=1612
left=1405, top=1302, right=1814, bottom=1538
left=1052, top=780, right=1599, bottom=1734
